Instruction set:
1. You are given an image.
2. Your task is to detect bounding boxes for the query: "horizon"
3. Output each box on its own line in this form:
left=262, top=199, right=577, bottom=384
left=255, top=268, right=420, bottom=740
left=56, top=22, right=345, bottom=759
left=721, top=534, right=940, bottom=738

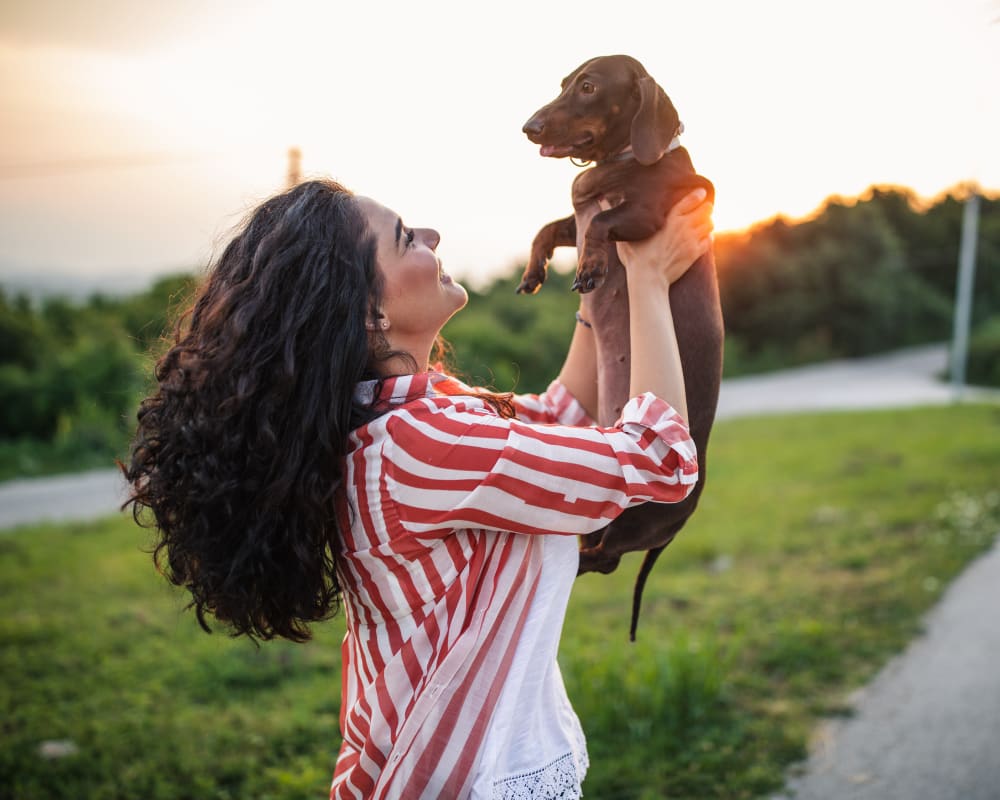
left=0, top=179, right=985, bottom=301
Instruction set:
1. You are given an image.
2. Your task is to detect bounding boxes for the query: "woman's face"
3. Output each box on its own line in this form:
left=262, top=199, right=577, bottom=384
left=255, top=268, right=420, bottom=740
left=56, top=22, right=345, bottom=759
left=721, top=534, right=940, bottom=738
left=356, top=196, right=468, bottom=347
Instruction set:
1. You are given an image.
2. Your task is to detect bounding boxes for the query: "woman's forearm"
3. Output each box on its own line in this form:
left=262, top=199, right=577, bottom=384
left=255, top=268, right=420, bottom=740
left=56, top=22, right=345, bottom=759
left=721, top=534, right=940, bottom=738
left=556, top=312, right=599, bottom=421
left=626, top=275, right=688, bottom=422
left=555, top=203, right=604, bottom=423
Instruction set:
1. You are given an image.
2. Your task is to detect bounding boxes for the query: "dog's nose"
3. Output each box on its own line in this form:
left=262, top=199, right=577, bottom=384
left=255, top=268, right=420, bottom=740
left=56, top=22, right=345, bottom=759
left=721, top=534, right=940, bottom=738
left=522, top=117, right=545, bottom=137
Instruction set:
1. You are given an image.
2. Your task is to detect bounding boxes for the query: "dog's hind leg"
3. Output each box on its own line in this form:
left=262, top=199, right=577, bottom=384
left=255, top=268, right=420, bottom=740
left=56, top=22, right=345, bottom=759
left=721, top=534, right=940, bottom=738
left=579, top=250, right=724, bottom=639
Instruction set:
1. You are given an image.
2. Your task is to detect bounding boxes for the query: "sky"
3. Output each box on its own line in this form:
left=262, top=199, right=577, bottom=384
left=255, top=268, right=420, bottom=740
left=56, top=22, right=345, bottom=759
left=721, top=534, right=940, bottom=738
left=1, top=0, right=999, bottom=292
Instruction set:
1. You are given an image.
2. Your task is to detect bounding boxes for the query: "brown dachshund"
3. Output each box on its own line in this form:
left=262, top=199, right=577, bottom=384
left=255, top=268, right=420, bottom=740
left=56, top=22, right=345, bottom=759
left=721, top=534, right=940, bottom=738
left=519, top=55, right=724, bottom=639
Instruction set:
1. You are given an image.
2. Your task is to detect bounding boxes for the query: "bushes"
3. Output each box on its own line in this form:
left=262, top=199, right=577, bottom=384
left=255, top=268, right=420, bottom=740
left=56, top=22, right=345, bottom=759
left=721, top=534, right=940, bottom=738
left=966, top=316, right=1000, bottom=387
left=443, top=265, right=579, bottom=393
left=715, top=186, right=996, bottom=375
left=0, top=275, right=194, bottom=478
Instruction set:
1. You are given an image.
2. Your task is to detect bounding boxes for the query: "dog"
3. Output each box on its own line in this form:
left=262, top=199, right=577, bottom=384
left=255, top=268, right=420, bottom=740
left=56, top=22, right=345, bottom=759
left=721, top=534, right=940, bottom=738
left=519, top=55, right=724, bottom=639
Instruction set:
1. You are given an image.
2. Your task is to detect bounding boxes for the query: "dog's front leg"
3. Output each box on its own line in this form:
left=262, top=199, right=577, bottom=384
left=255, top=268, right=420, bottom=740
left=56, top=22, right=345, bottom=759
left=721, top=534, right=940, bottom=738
left=574, top=203, right=659, bottom=293
left=517, top=214, right=577, bottom=294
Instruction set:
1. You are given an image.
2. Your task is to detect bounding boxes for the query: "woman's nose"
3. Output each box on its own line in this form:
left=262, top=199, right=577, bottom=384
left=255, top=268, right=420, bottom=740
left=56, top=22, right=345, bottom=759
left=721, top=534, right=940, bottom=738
left=421, top=228, right=441, bottom=250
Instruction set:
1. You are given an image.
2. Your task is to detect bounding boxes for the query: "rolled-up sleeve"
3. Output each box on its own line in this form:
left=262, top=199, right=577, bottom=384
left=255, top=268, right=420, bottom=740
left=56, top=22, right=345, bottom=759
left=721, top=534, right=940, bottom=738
left=512, top=379, right=595, bottom=427
left=381, top=392, right=697, bottom=538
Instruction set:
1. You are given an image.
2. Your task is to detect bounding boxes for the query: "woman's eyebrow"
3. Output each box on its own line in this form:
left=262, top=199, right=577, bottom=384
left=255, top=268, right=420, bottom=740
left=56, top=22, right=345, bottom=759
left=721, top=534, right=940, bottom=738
left=394, top=217, right=403, bottom=250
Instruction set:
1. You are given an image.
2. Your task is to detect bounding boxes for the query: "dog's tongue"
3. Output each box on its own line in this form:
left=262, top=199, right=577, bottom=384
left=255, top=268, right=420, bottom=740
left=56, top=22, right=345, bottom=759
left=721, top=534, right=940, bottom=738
left=540, top=144, right=573, bottom=158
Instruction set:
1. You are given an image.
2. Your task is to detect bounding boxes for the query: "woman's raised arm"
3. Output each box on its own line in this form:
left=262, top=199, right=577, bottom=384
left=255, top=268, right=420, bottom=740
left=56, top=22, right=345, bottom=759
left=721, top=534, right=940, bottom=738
left=619, top=188, right=714, bottom=422
left=556, top=190, right=713, bottom=423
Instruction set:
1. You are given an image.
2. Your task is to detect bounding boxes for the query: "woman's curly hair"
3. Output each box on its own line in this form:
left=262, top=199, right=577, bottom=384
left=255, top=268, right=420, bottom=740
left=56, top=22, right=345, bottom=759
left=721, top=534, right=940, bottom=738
left=123, top=179, right=384, bottom=642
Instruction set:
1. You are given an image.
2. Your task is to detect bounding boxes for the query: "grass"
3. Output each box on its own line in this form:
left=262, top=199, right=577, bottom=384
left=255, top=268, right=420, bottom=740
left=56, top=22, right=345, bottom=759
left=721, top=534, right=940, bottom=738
left=2, top=404, right=999, bottom=799
left=0, top=435, right=123, bottom=483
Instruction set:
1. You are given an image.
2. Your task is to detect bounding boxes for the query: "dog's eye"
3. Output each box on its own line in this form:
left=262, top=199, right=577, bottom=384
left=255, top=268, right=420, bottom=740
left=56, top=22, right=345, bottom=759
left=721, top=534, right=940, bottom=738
left=580, top=81, right=596, bottom=95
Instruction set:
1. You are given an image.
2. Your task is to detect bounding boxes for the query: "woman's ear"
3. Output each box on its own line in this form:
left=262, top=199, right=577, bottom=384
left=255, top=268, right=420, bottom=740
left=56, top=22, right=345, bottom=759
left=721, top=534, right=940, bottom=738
left=366, top=313, right=390, bottom=331
left=630, top=76, right=681, bottom=166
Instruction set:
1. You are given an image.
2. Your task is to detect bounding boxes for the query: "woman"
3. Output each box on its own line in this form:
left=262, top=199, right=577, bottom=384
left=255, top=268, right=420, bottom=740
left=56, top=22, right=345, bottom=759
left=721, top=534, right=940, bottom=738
left=125, top=178, right=713, bottom=799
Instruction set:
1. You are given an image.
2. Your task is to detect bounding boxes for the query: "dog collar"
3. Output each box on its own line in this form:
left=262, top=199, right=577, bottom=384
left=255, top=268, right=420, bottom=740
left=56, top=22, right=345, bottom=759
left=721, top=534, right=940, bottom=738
left=597, top=121, right=685, bottom=166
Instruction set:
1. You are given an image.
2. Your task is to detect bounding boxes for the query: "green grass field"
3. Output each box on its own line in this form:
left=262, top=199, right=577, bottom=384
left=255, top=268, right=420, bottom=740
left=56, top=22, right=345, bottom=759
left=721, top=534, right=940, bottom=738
left=2, top=405, right=999, bottom=800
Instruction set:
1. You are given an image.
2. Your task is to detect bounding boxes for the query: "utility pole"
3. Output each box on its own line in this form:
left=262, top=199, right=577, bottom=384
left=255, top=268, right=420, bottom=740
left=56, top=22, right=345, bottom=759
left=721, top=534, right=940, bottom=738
left=949, top=187, right=981, bottom=399
left=286, top=147, right=302, bottom=189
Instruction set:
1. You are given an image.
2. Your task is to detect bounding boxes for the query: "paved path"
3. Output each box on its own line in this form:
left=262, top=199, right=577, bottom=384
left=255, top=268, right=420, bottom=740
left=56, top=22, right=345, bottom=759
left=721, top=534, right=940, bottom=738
left=773, top=539, right=1000, bottom=800
left=1, top=343, right=999, bottom=800
left=0, top=467, right=128, bottom=530
left=715, top=342, right=993, bottom=419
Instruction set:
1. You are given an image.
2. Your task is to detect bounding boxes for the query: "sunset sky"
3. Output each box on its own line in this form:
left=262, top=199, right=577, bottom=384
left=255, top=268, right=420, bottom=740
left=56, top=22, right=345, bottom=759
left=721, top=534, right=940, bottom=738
left=1, top=0, right=998, bottom=291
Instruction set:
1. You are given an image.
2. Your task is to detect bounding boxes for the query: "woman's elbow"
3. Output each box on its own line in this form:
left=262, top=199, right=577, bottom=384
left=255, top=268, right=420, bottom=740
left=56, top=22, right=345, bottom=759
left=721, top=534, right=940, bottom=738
left=660, top=450, right=699, bottom=503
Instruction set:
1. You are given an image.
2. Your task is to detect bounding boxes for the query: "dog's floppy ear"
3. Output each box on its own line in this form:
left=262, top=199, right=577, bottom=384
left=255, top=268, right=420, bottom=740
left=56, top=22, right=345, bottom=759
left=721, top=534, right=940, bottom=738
left=631, top=76, right=680, bottom=166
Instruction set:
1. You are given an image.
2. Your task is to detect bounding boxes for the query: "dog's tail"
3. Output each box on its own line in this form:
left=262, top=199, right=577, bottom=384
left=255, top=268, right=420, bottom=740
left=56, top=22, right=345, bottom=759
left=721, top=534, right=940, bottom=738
left=630, top=543, right=671, bottom=641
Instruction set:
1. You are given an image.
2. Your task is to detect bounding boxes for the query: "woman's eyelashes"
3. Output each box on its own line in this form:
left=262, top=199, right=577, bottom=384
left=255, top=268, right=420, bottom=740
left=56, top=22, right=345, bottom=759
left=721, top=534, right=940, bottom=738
left=404, top=228, right=415, bottom=248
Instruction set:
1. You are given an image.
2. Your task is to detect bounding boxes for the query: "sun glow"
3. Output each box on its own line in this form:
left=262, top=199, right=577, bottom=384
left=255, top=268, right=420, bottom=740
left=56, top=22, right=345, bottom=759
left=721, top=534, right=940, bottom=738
left=1, top=0, right=998, bottom=285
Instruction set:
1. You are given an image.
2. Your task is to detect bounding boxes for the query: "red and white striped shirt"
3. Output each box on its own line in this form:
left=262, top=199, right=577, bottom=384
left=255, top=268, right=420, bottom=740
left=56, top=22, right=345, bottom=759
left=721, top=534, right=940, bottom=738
left=330, top=372, right=698, bottom=799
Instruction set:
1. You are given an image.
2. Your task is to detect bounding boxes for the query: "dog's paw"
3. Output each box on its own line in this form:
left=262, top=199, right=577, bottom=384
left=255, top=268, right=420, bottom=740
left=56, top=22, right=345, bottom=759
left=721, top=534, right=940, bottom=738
left=571, top=266, right=608, bottom=293
left=577, top=545, right=622, bottom=575
left=516, top=269, right=545, bottom=295
left=572, top=248, right=609, bottom=293
left=571, top=274, right=602, bottom=293
left=517, top=254, right=549, bottom=295
left=516, top=277, right=542, bottom=295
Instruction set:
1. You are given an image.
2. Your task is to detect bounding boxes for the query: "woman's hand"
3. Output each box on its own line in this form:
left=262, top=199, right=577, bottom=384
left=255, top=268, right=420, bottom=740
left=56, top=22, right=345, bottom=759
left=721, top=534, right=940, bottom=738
left=616, top=188, right=714, bottom=287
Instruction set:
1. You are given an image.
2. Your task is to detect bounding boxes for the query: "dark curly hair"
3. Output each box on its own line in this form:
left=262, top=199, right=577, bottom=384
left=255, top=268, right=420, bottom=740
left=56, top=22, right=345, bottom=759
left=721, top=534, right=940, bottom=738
left=123, top=179, right=392, bottom=642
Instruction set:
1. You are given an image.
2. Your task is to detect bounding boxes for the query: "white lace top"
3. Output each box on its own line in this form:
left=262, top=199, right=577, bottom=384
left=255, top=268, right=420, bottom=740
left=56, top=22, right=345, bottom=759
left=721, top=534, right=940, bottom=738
left=469, top=533, right=589, bottom=799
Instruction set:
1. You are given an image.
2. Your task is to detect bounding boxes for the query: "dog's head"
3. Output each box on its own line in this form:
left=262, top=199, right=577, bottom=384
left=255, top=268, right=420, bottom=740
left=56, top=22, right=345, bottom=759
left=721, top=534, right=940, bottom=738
left=522, top=54, right=681, bottom=165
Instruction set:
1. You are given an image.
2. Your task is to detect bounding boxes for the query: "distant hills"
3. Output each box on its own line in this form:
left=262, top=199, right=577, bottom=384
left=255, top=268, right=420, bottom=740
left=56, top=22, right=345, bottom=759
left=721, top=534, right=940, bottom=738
left=0, top=269, right=181, bottom=302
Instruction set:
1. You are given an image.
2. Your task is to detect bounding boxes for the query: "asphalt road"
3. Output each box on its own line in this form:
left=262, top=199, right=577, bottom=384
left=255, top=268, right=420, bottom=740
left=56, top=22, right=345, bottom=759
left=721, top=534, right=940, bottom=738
left=2, top=343, right=999, bottom=800
left=716, top=341, right=966, bottom=419
left=0, top=467, right=128, bottom=530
